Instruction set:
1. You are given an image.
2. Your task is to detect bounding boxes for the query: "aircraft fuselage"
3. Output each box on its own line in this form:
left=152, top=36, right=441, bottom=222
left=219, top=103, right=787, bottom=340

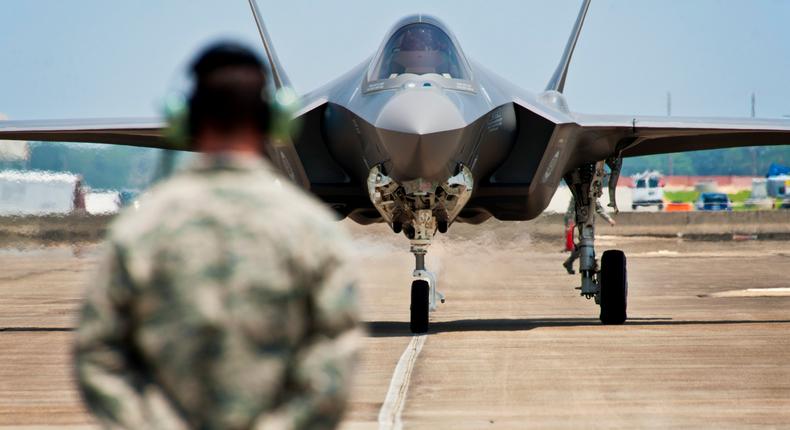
left=289, top=15, right=584, bottom=229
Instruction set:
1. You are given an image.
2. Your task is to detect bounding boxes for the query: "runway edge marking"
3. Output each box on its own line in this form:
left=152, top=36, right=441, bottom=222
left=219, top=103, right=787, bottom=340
left=378, top=334, right=427, bottom=430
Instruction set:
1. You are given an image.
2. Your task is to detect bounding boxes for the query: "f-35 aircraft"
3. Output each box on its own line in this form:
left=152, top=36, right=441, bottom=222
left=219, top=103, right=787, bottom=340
left=2, top=0, right=789, bottom=332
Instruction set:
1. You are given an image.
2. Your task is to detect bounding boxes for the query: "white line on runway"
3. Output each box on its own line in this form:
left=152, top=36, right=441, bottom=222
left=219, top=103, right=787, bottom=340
left=704, top=287, right=790, bottom=298
left=378, top=334, right=427, bottom=430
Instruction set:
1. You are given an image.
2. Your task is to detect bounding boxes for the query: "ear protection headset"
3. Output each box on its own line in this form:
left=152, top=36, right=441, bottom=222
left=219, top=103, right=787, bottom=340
left=163, top=42, right=297, bottom=150
left=163, top=93, right=191, bottom=150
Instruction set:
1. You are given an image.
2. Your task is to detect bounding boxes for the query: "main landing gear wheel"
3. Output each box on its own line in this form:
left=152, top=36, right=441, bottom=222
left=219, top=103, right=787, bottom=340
left=600, top=249, right=628, bottom=325
left=410, top=280, right=430, bottom=333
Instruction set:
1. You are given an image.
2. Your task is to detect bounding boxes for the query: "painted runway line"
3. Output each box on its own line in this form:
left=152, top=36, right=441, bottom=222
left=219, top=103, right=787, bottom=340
left=378, top=334, right=427, bottom=430
left=704, top=287, right=790, bottom=298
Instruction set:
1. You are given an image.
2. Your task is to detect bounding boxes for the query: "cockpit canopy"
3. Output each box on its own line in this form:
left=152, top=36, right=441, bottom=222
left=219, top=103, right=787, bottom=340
left=370, top=22, right=471, bottom=81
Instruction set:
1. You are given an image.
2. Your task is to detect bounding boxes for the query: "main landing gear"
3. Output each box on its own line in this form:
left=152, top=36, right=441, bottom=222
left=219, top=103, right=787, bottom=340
left=565, top=160, right=628, bottom=325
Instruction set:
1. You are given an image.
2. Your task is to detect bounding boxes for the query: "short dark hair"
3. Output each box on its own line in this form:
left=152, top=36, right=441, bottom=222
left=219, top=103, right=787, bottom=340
left=187, top=42, right=271, bottom=137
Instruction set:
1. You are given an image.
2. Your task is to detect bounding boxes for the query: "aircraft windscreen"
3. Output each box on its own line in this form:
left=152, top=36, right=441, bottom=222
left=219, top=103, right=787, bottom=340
left=372, top=23, right=469, bottom=80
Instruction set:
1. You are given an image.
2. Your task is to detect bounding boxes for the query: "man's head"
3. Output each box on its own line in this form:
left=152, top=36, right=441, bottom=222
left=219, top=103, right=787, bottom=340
left=187, top=42, right=271, bottom=153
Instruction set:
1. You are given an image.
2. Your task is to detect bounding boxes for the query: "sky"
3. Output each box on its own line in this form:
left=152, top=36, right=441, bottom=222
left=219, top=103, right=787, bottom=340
left=1, top=0, right=789, bottom=121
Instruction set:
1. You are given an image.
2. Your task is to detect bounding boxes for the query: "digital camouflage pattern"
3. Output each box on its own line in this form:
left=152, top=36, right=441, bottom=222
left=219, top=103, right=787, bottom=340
left=75, top=154, right=361, bottom=430
left=563, top=195, right=615, bottom=273
left=564, top=196, right=614, bottom=226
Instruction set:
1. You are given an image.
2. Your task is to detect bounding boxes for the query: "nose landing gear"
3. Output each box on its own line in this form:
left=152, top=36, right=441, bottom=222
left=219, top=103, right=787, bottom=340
left=367, top=164, right=473, bottom=334
left=408, top=210, right=444, bottom=333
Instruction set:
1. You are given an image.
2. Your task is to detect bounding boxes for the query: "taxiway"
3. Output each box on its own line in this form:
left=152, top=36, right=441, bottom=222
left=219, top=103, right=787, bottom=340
left=0, top=223, right=788, bottom=428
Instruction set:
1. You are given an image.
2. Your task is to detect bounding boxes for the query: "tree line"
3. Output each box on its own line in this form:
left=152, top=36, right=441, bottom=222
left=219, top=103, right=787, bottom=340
left=1, top=142, right=788, bottom=190
left=619, top=146, right=790, bottom=177
left=0, top=142, right=164, bottom=191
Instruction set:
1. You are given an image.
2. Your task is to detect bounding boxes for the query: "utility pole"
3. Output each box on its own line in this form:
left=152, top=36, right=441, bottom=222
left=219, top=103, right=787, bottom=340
left=666, top=92, right=673, bottom=176
left=750, top=92, right=757, bottom=177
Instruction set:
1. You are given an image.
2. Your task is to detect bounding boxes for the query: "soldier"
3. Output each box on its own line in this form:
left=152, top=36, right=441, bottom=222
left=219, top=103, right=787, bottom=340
left=562, top=196, right=616, bottom=275
left=75, top=42, right=361, bottom=430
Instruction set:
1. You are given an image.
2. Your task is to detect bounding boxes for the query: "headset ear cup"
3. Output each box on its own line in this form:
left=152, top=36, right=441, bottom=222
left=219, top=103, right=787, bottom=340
left=163, top=96, right=191, bottom=150
left=270, top=103, right=287, bottom=140
left=270, top=87, right=299, bottom=143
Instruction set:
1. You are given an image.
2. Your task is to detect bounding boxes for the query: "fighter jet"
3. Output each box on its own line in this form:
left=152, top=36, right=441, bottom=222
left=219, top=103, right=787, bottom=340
left=2, top=0, right=790, bottom=333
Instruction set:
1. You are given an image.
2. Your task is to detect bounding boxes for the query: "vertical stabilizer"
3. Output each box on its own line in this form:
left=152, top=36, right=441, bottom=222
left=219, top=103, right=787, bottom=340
left=247, top=0, right=291, bottom=89
left=545, top=0, right=591, bottom=93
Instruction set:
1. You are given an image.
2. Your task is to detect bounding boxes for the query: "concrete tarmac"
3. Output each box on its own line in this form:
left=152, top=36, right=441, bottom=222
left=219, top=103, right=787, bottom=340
left=0, top=224, right=789, bottom=428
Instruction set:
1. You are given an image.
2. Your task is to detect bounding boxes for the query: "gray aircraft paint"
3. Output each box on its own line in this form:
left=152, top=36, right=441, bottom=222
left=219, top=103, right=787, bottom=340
left=2, top=1, right=790, bottom=226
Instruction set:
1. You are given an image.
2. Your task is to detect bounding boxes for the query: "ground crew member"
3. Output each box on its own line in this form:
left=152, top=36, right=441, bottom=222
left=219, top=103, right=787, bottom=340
left=563, top=196, right=616, bottom=274
left=75, top=42, right=361, bottom=430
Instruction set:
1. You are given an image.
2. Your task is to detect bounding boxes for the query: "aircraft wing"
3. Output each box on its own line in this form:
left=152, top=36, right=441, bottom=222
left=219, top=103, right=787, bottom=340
left=533, top=0, right=790, bottom=161
left=0, top=115, right=315, bottom=192
left=572, top=113, right=790, bottom=158
left=0, top=107, right=359, bottom=215
left=0, top=117, right=166, bottom=148
left=0, top=2, right=369, bottom=218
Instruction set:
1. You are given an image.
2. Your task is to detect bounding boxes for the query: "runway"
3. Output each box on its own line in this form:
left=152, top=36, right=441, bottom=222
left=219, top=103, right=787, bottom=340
left=0, top=223, right=789, bottom=428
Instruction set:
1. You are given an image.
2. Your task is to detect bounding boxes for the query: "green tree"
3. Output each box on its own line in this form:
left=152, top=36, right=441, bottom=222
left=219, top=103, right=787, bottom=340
left=623, top=146, right=790, bottom=176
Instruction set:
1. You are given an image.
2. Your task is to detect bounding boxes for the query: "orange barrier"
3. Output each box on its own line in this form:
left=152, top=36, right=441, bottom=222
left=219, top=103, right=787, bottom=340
left=565, top=222, right=575, bottom=251
left=665, top=202, right=693, bottom=212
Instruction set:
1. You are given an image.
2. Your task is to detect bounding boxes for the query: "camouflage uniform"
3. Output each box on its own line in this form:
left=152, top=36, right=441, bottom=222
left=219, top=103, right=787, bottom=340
left=564, top=196, right=613, bottom=227
left=75, top=153, right=361, bottom=430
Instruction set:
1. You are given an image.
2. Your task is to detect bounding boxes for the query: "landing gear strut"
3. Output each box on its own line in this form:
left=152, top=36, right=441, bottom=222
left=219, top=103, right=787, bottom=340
left=409, top=210, right=443, bottom=334
left=565, top=161, right=628, bottom=324
left=367, top=164, right=471, bottom=334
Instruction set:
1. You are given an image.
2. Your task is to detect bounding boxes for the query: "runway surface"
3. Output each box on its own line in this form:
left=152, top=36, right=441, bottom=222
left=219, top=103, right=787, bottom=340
left=0, top=223, right=789, bottom=428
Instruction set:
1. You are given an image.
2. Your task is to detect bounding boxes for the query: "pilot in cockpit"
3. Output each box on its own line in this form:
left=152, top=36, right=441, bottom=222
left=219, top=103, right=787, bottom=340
left=375, top=23, right=467, bottom=80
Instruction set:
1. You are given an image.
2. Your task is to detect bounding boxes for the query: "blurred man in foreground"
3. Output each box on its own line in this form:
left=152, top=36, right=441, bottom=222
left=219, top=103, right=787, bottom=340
left=75, top=42, right=360, bottom=430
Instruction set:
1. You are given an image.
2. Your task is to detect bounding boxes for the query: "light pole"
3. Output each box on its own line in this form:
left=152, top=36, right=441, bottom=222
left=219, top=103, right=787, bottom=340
left=666, top=92, right=673, bottom=176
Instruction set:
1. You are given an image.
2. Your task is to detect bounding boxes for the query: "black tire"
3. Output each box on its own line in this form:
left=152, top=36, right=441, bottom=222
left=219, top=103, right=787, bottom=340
left=600, top=250, right=628, bottom=325
left=410, top=280, right=430, bottom=333
left=631, top=204, right=637, bottom=211
left=658, top=203, right=664, bottom=211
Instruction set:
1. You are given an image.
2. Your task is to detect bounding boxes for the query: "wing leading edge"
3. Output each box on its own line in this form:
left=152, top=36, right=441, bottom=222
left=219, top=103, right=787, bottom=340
left=572, top=113, right=790, bottom=159
left=0, top=117, right=165, bottom=148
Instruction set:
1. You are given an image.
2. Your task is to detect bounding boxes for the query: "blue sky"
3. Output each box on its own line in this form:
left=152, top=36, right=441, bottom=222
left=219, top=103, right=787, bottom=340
left=1, top=0, right=789, bottom=121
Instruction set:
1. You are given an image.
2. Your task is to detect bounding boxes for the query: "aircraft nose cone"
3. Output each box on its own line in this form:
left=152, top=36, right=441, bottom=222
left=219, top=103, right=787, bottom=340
left=375, top=88, right=466, bottom=135
left=375, top=89, right=466, bottom=182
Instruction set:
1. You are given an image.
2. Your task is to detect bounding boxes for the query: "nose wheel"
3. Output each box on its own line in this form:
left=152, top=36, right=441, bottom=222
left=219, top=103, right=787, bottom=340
left=410, top=280, right=430, bottom=333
